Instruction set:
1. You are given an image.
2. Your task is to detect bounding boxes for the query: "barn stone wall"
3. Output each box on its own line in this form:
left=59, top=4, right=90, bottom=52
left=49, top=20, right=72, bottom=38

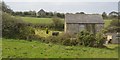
left=96, top=24, right=104, bottom=32
left=66, top=23, right=86, bottom=34
left=65, top=23, right=104, bottom=34
left=66, top=23, right=79, bottom=33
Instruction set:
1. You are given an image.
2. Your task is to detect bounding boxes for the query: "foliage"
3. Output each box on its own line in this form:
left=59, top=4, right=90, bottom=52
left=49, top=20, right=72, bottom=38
left=17, top=26, right=35, bottom=40
left=22, top=17, right=64, bottom=31
left=107, top=20, right=120, bottom=32
left=13, top=9, right=65, bottom=18
left=2, top=12, right=35, bottom=40
left=76, top=12, right=85, bottom=14
left=13, top=11, right=36, bottom=17
left=1, top=2, right=13, bottom=14
left=38, top=30, right=106, bottom=47
left=77, top=30, right=96, bottom=47
left=62, top=39, right=71, bottom=46
left=51, top=18, right=64, bottom=30
left=102, top=12, right=108, bottom=19
left=95, top=32, right=106, bottom=47
left=45, top=33, right=77, bottom=46
left=76, top=30, right=106, bottom=47
left=108, top=11, right=118, bottom=19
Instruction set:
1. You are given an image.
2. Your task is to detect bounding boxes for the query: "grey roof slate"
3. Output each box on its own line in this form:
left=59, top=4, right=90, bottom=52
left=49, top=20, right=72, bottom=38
left=65, top=14, right=104, bottom=24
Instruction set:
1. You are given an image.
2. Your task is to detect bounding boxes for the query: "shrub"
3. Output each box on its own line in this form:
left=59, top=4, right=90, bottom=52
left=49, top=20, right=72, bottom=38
left=70, top=39, right=78, bottom=46
left=2, top=12, right=24, bottom=38
left=51, top=18, right=64, bottom=31
left=62, top=38, right=78, bottom=46
left=62, top=39, right=71, bottom=46
left=33, top=23, right=48, bottom=29
left=45, top=33, right=77, bottom=46
left=77, top=30, right=96, bottom=47
left=45, top=36, right=58, bottom=43
left=107, top=20, right=120, bottom=32
left=2, top=12, right=36, bottom=40
left=95, top=32, right=106, bottom=47
left=17, top=26, right=35, bottom=40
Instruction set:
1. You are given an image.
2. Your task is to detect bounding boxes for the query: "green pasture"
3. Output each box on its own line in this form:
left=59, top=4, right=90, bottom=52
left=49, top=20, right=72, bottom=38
left=104, top=19, right=112, bottom=28
left=21, top=17, right=112, bottom=28
left=21, top=17, right=64, bottom=24
left=2, top=38, right=118, bottom=58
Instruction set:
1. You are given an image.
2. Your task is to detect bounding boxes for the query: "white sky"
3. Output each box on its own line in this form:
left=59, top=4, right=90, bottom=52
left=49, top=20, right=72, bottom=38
left=2, top=0, right=119, bottom=14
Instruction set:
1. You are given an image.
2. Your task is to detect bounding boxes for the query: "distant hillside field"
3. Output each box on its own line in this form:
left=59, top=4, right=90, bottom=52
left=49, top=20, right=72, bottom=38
left=2, top=39, right=118, bottom=58
left=21, top=17, right=53, bottom=24
left=21, top=17, right=112, bottom=27
left=21, top=17, right=64, bottom=24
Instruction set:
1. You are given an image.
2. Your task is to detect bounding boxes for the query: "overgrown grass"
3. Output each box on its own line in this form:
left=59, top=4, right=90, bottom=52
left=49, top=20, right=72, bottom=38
left=2, top=38, right=118, bottom=58
left=35, top=29, right=63, bottom=37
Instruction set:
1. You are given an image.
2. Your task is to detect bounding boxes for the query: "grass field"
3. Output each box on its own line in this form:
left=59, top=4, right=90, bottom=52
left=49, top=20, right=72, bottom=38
left=21, top=17, right=53, bottom=24
left=21, top=17, right=112, bottom=28
left=104, top=19, right=112, bottom=28
left=21, top=17, right=64, bottom=24
left=2, top=38, right=118, bottom=58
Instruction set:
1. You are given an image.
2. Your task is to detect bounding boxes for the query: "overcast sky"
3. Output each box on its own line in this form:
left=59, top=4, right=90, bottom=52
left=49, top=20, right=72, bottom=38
left=3, top=0, right=119, bottom=14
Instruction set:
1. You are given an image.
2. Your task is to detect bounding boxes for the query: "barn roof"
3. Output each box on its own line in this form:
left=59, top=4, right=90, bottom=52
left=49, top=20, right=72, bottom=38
left=65, top=14, right=104, bottom=24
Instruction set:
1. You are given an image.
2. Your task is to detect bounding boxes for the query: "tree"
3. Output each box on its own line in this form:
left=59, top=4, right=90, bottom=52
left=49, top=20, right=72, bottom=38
left=52, top=18, right=64, bottom=30
left=109, top=11, right=118, bottom=19
left=28, top=11, right=36, bottom=17
left=45, top=12, right=54, bottom=18
left=13, top=11, right=24, bottom=16
left=2, top=12, right=35, bottom=39
left=102, top=12, right=107, bottom=19
left=76, top=12, right=85, bottom=14
left=107, top=20, right=120, bottom=32
left=1, top=2, right=13, bottom=14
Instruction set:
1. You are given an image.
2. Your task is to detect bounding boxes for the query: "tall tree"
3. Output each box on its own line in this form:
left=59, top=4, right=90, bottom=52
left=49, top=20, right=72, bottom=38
left=102, top=12, right=107, bottom=19
left=2, top=2, right=13, bottom=14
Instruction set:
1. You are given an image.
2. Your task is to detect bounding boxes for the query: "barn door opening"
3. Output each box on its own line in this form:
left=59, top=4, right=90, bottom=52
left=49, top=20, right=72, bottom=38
left=79, top=24, right=85, bottom=32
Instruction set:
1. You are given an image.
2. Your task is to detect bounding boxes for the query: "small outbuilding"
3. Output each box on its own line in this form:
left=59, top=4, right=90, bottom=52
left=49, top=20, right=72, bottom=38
left=64, top=14, right=104, bottom=34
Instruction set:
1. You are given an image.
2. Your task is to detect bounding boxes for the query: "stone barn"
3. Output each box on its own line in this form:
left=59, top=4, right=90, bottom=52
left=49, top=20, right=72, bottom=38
left=64, top=14, right=104, bottom=34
